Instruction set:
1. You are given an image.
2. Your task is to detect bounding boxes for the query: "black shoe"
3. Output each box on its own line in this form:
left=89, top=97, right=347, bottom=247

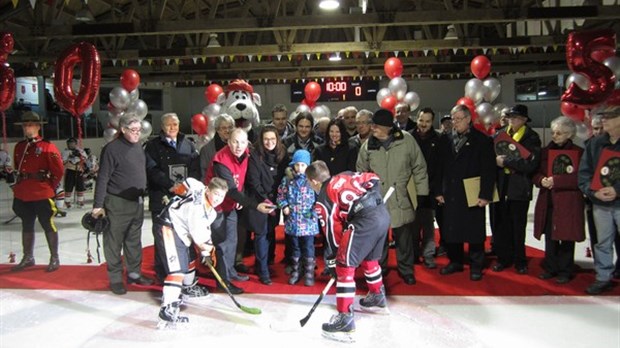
left=230, top=274, right=250, bottom=282
left=470, top=272, right=483, bottom=281
left=515, top=266, right=528, bottom=275
left=259, top=277, right=272, bottom=285
left=439, top=263, right=464, bottom=275
left=11, top=256, right=35, bottom=272
left=218, top=281, right=244, bottom=295
left=423, top=259, right=437, bottom=269
left=586, top=280, right=613, bottom=295
left=538, top=272, right=556, bottom=280
left=46, top=257, right=60, bottom=272
left=110, top=282, right=127, bottom=295
left=401, top=274, right=416, bottom=285
left=555, top=275, right=572, bottom=284
left=127, top=275, right=154, bottom=286
left=55, top=211, right=67, bottom=218
left=235, top=263, right=249, bottom=273
left=492, top=263, right=511, bottom=272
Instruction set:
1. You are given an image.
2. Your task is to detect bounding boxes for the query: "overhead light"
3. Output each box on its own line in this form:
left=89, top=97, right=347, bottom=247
left=329, top=52, right=341, bottom=61
left=319, top=0, right=340, bottom=10
left=444, top=25, right=457, bottom=40
left=207, top=33, right=221, bottom=48
left=75, top=1, right=94, bottom=22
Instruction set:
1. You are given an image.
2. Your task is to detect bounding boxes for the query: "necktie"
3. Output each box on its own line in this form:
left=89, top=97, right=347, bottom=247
left=170, top=140, right=176, bottom=148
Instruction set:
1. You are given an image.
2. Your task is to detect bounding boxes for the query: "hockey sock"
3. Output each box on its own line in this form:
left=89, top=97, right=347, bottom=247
left=361, top=260, right=383, bottom=293
left=335, top=266, right=356, bottom=313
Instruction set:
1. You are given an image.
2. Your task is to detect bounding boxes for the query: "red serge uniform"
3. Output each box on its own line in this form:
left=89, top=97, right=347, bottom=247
left=13, top=136, right=64, bottom=201
left=314, top=171, right=390, bottom=313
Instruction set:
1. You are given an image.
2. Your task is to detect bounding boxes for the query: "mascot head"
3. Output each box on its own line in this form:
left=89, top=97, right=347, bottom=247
left=217, top=79, right=261, bottom=133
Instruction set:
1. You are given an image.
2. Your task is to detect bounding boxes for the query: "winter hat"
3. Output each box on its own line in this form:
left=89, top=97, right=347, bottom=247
left=372, top=108, right=395, bottom=127
left=289, top=149, right=311, bottom=166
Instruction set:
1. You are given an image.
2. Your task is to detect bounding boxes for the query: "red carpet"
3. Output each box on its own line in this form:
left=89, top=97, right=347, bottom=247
left=1, top=227, right=618, bottom=296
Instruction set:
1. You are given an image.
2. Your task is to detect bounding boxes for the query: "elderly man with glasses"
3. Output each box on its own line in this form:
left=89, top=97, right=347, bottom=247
left=92, top=113, right=153, bottom=295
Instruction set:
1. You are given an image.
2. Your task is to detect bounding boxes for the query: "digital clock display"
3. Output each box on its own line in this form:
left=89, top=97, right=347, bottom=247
left=291, top=80, right=379, bottom=103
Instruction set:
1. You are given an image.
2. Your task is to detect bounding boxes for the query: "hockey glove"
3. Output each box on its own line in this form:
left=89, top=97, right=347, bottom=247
left=201, top=248, right=217, bottom=268
left=325, top=257, right=337, bottom=278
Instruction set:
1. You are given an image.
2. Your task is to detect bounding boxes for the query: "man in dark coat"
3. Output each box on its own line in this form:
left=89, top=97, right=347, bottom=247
left=492, top=104, right=541, bottom=275
left=145, top=113, right=201, bottom=283
left=434, top=105, right=496, bottom=281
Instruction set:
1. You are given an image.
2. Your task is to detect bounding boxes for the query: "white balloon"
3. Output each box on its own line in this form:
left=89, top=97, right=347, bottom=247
left=403, top=91, right=420, bottom=111
left=108, top=104, right=124, bottom=117
left=108, top=114, right=121, bottom=129
left=482, top=77, right=501, bottom=103
left=139, top=119, right=153, bottom=142
left=603, top=56, right=620, bottom=82
left=493, top=103, right=507, bottom=119
left=103, top=127, right=118, bottom=143
left=476, top=102, right=494, bottom=119
left=464, top=78, right=485, bottom=104
left=311, top=105, right=330, bottom=121
left=388, top=77, right=408, bottom=101
left=205, top=113, right=218, bottom=141
left=202, top=103, right=221, bottom=117
left=296, top=104, right=311, bottom=114
left=376, top=88, right=391, bottom=107
left=129, top=88, right=140, bottom=102
left=109, top=87, right=130, bottom=110
left=126, top=99, right=148, bottom=119
left=576, top=122, right=589, bottom=140
left=565, top=73, right=590, bottom=91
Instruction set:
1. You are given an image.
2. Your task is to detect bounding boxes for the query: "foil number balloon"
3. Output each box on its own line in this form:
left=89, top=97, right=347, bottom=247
left=54, top=42, right=101, bottom=117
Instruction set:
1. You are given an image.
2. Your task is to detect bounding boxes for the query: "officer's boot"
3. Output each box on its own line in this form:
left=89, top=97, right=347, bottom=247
left=304, top=257, right=316, bottom=286
left=12, top=232, right=35, bottom=272
left=288, top=257, right=300, bottom=285
left=45, top=231, right=60, bottom=272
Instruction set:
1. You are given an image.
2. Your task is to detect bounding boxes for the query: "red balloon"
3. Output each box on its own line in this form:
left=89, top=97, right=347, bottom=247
left=205, top=84, right=223, bottom=104
left=562, top=29, right=615, bottom=107
left=384, top=57, right=403, bottom=79
left=456, top=97, right=478, bottom=122
left=120, top=69, right=140, bottom=92
left=53, top=42, right=101, bottom=117
left=0, top=63, right=15, bottom=112
left=304, top=82, right=321, bottom=103
left=470, top=55, right=491, bottom=80
left=560, top=101, right=586, bottom=122
left=380, top=95, right=398, bottom=111
left=191, top=113, right=208, bottom=136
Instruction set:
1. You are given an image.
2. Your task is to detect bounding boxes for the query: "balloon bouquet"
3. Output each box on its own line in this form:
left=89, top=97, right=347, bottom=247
left=0, top=32, right=15, bottom=153
left=193, top=83, right=224, bottom=144
left=376, top=57, right=420, bottom=116
left=295, top=81, right=331, bottom=121
left=561, top=28, right=620, bottom=139
left=104, top=69, right=153, bottom=143
left=456, top=55, right=505, bottom=136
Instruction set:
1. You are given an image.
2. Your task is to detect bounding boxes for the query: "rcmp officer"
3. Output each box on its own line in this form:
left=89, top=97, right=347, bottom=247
left=11, top=111, right=64, bottom=272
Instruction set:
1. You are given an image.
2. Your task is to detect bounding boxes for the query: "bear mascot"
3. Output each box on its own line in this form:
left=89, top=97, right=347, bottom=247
left=216, top=79, right=261, bottom=142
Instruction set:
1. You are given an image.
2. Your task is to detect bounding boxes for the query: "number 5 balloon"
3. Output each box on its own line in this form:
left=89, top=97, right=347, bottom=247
left=54, top=42, right=101, bottom=117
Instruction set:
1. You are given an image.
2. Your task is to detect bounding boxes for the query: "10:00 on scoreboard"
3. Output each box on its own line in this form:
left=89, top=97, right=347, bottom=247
left=291, top=80, right=379, bottom=102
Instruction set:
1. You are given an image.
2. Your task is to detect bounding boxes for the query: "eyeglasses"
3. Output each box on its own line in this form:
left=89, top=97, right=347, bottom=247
left=124, top=127, right=142, bottom=134
left=451, top=116, right=469, bottom=123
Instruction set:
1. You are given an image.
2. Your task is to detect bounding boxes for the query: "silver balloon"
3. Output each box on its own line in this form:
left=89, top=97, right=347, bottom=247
left=139, top=119, right=153, bottom=142
left=603, top=56, right=620, bottom=84
left=202, top=103, right=221, bottom=117
left=205, top=113, right=218, bottom=141
left=476, top=102, right=494, bottom=119
left=376, top=87, right=391, bottom=107
left=311, top=104, right=330, bottom=121
left=103, top=127, right=118, bottom=143
left=493, top=103, right=507, bottom=118
left=126, top=99, right=148, bottom=119
left=464, top=78, right=485, bottom=104
left=388, top=77, right=408, bottom=101
left=108, top=113, right=121, bottom=129
left=576, top=121, right=589, bottom=140
left=129, top=88, right=140, bottom=102
left=296, top=104, right=311, bottom=114
left=565, top=73, right=590, bottom=91
left=403, top=91, right=420, bottom=111
left=108, top=104, right=124, bottom=117
left=482, top=77, right=501, bottom=103
left=109, top=87, right=131, bottom=110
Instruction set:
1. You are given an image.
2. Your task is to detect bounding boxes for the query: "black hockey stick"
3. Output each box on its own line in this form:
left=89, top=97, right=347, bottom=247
left=299, top=276, right=336, bottom=327
left=203, top=258, right=261, bottom=315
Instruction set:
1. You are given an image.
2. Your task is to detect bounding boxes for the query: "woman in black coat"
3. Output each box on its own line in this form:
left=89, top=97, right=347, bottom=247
left=245, top=125, right=288, bottom=284
left=313, top=118, right=357, bottom=175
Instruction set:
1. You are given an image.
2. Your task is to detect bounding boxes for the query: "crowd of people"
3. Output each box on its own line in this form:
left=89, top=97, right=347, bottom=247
left=5, top=101, right=619, bottom=338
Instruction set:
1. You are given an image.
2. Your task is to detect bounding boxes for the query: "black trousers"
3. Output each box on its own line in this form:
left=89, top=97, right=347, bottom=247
left=445, top=242, right=484, bottom=273
left=494, top=199, right=530, bottom=268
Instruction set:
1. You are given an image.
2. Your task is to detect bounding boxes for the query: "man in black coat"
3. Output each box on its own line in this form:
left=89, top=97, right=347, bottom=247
left=144, top=113, right=201, bottom=284
left=434, top=105, right=496, bottom=281
left=491, top=104, right=541, bottom=275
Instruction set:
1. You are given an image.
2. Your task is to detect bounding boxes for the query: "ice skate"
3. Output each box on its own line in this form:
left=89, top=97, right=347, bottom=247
left=359, top=285, right=389, bottom=314
left=156, top=302, right=189, bottom=330
left=180, top=280, right=209, bottom=302
left=321, top=311, right=355, bottom=343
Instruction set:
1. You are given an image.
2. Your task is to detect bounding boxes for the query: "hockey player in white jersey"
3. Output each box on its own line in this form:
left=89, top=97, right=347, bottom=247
left=156, top=177, right=228, bottom=329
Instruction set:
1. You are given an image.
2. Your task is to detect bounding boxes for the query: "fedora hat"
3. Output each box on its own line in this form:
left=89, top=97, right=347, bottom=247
left=14, top=111, right=48, bottom=125
left=505, top=104, right=531, bottom=122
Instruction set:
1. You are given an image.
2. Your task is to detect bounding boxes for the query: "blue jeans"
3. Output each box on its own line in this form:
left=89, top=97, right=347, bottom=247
left=592, top=205, right=620, bottom=282
left=290, top=235, right=315, bottom=259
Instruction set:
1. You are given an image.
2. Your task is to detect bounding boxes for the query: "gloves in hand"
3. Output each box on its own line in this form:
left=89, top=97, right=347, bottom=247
left=325, top=257, right=337, bottom=278
left=201, top=248, right=216, bottom=268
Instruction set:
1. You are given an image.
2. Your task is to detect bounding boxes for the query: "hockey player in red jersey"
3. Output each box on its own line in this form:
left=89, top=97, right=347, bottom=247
left=155, top=177, right=228, bottom=329
left=306, top=160, right=391, bottom=343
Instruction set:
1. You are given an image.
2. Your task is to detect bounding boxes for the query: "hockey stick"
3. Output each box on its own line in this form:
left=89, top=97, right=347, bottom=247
left=299, top=276, right=336, bottom=327
left=203, top=258, right=262, bottom=315
left=299, top=187, right=394, bottom=327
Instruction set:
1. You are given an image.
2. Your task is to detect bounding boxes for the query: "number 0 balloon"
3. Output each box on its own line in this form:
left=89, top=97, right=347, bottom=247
left=54, top=42, right=101, bottom=117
